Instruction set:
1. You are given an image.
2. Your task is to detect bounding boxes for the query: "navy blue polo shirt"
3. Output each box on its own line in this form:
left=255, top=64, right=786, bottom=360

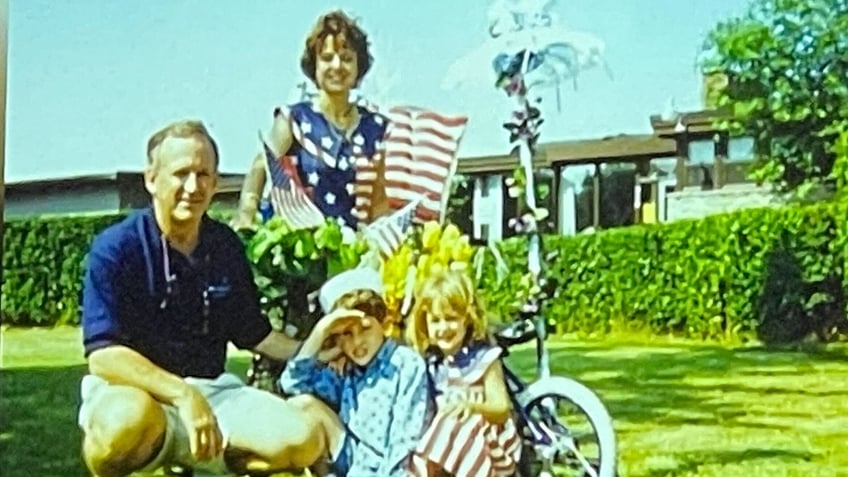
left=81, top=208, right=272, bottom=378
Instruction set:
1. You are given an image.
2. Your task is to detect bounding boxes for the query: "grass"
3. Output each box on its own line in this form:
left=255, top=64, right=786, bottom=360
left=2, top=326, right=847, bottom=477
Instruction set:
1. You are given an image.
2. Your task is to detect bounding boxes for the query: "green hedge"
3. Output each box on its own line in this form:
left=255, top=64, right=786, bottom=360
left=3, top=202, right=847, bottom=343
left=2, top=214, right=126, bottom=325
left=477, top=200, right=848, bottom=342
left=1, top=209, right=233, bottom=327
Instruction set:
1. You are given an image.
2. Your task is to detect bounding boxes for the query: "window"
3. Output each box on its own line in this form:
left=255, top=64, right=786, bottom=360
left=650, top=157, right=677, bottom=178
left=480, top=223, right=490, bottom=242
left=480, top=176, right=490, bottom=198
left=686, top=138, right=717, bottom=189
left=688, top=139, right=715, bottom=165
left=727, top=136, right=755, bottom=163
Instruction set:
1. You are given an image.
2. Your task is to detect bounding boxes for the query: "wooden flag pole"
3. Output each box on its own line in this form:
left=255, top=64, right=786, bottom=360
left=0, top=0, right=9, bottom=316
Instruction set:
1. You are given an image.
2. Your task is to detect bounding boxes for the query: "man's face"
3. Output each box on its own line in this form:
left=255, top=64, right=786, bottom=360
left=338, top=317, right=385, bottom=367
left=315, top=34, right=358, bottom=94
left=145, top=135, right=218, bottom=225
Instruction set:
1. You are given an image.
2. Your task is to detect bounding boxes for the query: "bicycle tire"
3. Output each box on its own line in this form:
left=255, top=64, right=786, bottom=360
left=517, top=376, right=617, bottom=477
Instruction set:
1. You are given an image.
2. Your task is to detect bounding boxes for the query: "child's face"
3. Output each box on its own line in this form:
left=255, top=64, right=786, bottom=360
left=426, top=304, right=467, bottom=356
left=338, top=317, right=385, bottom=367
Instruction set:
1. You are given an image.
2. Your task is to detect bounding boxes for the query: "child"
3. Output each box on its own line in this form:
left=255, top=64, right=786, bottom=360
left=407, top=269, right=522, bottom=477
left=279, top=267, right=432, bottom=477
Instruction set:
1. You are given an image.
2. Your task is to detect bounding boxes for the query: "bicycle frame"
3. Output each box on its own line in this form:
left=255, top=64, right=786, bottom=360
left=499, top=314, right=565, bottom=448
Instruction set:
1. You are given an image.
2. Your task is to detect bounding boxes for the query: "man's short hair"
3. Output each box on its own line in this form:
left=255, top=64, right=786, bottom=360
left=146, top=119, right=220, bottom=168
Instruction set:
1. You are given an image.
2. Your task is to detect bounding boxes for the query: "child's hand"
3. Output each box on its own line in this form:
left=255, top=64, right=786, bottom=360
left=296, top=308, right=365, bottom=360
left=317, top=335, right=344, bottom=364
left=317, top=308, right=365, bottom=337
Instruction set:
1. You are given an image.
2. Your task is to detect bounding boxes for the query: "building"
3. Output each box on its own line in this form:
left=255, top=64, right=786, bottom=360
left=5, top=171, right=245, bottom=219
left=6, top=107, right=766, bottom=234
left=459, top=108, right=765, bottom=243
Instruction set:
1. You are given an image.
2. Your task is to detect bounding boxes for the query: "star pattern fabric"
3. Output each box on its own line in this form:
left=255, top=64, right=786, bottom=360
left=280, top=340, right=432, bottom=476
left=283, top=101, right=389, bottom=228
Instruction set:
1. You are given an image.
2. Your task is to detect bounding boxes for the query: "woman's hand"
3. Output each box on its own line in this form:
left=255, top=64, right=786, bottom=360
left=368, top=153, right=391, bottom=222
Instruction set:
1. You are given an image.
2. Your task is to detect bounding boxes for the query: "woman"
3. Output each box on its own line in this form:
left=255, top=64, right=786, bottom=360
left=233, top=10, right=390, bottom=230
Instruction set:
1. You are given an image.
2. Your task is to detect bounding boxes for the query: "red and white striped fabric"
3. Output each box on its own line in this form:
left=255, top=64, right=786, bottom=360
left=411, top=413, right=522, bottom=477
left=353, top=106, right=468, bottom=225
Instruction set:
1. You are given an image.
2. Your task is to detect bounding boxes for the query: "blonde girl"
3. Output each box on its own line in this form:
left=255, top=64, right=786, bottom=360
left=406, top=269, right=522, bottom=477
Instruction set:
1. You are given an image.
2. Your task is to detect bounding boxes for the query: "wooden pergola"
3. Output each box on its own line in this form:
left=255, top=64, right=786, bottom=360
left=454, top=108, right=735, bottom=232
left=456, top=133, right=678, bottom=229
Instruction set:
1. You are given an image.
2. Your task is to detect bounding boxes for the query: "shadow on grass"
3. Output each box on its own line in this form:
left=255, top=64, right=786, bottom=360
left=2, top=344, right=844, bottom=477
left=504, top=342, right=848, bottom=428
left=0, top=365, right=89, bottom=477
left=642, top=448, right=816, bottom=477
left=0, top=359, right=259, bottom=477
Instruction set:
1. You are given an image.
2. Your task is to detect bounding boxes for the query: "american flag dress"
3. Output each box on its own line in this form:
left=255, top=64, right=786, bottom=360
left=270, top=101, right=389, bottom=229
left=264, top=100, right=468, bottom=230
left=412, top=344, right=522, bottom=477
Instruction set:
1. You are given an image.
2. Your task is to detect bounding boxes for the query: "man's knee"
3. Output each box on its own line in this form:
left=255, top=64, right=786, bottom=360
left=278, top=395, right=342, bottom=468
left=82, top=385, right=166, bottom=475
left=227, top=393, right=330, bottom=470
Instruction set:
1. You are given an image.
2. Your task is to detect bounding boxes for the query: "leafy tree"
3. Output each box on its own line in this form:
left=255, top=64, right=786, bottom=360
left=700, top=0, right=848, bottom=197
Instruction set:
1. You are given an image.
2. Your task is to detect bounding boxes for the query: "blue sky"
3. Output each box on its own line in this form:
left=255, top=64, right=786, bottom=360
left=6, top=0, right=751, bottom=182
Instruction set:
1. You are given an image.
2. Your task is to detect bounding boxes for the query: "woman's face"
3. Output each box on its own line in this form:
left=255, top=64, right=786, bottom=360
left=315, top=34, right=358, bottom=94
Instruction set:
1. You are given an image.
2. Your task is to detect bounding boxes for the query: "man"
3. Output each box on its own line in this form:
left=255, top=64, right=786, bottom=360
left=77, top=119, right=346, bottom=477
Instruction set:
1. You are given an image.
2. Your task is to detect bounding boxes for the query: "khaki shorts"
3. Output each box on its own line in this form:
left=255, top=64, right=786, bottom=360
left=78, top=373, right=273, bottom=476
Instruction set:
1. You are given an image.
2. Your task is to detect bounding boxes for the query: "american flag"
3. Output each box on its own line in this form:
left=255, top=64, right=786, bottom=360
left=260, top=133, right=326, bottom=230
left=353, top=106, right=468, bottom=224
left=363, top=199, right=419, bottom=258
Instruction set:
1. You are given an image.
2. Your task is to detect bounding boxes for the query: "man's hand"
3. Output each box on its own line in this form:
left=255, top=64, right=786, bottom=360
left=173, top=386, right=224, bottom=462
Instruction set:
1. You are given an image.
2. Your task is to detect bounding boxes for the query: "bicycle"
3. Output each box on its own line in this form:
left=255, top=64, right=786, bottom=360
left=494, top=310, right=618, bottom=477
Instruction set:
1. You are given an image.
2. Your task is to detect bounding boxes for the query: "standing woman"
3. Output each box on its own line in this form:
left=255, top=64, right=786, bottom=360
left=232, top=10, right=390, bottom=230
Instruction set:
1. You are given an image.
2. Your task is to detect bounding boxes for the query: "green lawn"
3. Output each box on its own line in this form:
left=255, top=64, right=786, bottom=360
left=2, top=326, right=847, bottom=477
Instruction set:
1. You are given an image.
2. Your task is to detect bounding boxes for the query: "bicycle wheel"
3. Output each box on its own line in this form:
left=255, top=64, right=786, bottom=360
left=517, top=376, right=617, bottom=477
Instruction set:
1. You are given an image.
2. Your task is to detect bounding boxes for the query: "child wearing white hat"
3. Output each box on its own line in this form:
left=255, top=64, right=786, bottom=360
left=280, top=268, right=432, bottom=477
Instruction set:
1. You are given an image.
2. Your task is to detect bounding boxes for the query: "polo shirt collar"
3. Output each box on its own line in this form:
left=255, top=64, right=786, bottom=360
left=135, top=207, right=213, bottom=297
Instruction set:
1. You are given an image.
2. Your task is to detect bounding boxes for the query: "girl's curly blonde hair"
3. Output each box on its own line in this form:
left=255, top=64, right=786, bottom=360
left=405, top=269, right=491, bottom=354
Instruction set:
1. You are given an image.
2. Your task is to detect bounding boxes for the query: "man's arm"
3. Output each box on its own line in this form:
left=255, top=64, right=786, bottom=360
left=88, top=345, right=224, bottom=461
left=232, top=110, right=295, bottom=229
left=252, top=330, right=300, bottom=362
left=82, top=237, right=222, bottom=461
left=88, top=345, right=194, bottom=404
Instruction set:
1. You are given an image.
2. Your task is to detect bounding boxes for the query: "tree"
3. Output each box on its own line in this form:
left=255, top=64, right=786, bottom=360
left=700, top=0, right=848, bottom=197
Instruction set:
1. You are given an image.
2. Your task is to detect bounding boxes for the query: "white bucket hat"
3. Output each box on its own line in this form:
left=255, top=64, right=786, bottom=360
left=319, top=268, right=384, bottom=313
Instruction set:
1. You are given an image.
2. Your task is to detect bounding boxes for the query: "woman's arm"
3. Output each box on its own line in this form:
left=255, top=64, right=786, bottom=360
left=232, top=154, right=267, bottom=228
left=232, top=112, right=295, bottom=228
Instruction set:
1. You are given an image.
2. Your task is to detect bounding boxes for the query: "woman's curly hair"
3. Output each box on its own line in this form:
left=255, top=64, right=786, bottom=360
left=301, top=10, right=373, bottom=86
